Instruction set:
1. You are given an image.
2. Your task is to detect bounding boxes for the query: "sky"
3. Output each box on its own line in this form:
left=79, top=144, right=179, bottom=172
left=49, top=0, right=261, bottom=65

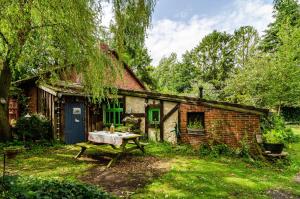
left=102, top=0, right=277, bottom=66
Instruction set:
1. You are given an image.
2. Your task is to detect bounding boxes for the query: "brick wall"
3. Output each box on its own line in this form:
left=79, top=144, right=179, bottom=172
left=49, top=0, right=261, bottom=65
left=179, top=103, right=260, bottom=150
left=115, top=67, right=145, bottom=91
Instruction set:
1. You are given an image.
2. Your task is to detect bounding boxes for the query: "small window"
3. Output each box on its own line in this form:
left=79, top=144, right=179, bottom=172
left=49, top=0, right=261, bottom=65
left=187, top=112, right=205, bottom=135
left=148, top=108, right=160, bottom=125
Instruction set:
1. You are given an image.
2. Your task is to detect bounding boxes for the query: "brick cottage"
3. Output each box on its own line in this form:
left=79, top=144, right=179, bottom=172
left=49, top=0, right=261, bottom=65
left=9, top=46, right=268, bottom=150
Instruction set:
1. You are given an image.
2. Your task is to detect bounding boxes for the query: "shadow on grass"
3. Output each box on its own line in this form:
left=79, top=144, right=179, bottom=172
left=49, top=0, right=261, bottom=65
left=132, top=156, right=300, bottom=199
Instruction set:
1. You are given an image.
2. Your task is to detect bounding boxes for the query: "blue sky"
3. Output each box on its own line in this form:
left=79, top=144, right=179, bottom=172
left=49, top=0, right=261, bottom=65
left=102, top=0, right=277, bottom=65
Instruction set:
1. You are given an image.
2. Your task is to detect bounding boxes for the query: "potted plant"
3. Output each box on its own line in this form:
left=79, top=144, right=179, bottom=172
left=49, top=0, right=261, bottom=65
left=187, top=120, right=205, bottom=135
left=263, top=129, right=285, bottom=154
left=3, top=146, right=25, bottom=159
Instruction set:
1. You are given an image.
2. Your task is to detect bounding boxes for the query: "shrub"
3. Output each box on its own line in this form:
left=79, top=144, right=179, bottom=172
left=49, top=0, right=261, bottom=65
left=1, top=176, right=113, bottom=199
left=263, top=129, right=286, bottom=144
left=261, top=114, right=299, bottom=144
left=15, top=114, right=52, bottom=141
left=199, top=144, right=235, bottom=158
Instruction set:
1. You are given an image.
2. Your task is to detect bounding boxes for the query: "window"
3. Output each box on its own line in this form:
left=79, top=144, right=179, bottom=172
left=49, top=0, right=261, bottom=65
left=104, top=101, right=124, bottom=126
left=187, top=112, right=205, bottom=135
left=148, top=108, right=160, bottom=125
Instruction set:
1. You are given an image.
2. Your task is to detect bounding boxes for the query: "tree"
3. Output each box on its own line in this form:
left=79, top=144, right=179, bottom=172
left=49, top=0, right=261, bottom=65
left=0, top=0, right=103, bottom=140
left=232, top=26, right=259, bottom=68
left=224, top=23, right=300, bottom=112
left=0, top=0, right=155, bottom=141
left=153, top=53, right=178, bottom=93
left=110, top=0, right=156, bottom=88
left=260, top=0, right=300, bottom=52
left=189, top=31, right=234, bottom=94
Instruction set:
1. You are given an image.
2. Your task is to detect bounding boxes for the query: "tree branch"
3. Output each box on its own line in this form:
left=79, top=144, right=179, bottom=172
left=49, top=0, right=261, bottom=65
left=0, top=31, right=9, bottom=46
left=30, top=23, right=62, bottom=31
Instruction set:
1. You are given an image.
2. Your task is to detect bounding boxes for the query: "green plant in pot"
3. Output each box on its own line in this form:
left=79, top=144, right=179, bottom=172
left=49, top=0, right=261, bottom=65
left=3, top=146, right=25, bottom=159
left=187, top=120, right=205, bottom=135
left=263, top=129, right=285, bottom=154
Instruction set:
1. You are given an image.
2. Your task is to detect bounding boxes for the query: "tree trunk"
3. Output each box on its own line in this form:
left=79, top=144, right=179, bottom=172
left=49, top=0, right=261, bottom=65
left=0, top=60, right=12, bottom=141
left=277, top=103, right=281, bottom=116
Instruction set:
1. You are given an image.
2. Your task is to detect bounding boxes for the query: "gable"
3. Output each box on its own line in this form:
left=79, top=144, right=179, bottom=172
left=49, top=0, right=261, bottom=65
left=58, top=64, right=146, bottom=91
left=115, top=65, right=146, bottom=91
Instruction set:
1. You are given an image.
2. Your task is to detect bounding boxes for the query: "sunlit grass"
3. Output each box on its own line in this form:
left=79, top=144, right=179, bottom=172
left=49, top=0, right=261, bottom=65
left=1, top=126, right=299, bottom=198
left=133, top=126, right=300, bottom=199
left=1, top=144, right=95, bottom=181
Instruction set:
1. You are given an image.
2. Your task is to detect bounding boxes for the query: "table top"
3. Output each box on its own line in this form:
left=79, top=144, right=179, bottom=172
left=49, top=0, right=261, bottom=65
left=88, top=131, right=141, bottom=146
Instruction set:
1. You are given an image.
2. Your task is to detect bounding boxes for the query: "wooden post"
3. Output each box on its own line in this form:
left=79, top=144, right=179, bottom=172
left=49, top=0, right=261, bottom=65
left=160, top=100, right=164, bottom=142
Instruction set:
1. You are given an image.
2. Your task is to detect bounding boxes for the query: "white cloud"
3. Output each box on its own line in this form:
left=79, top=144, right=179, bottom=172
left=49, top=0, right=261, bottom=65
left=146, top=0, right=274, bottom=66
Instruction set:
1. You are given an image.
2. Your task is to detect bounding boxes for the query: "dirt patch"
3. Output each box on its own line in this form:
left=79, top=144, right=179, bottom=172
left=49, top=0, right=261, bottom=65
left=79, top=155, right=171, bottom=198
left=267, top=189, right=300, bottom=199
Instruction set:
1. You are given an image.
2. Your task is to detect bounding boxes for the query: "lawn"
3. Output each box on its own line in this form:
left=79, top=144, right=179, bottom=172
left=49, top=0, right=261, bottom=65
left=1, top=126, right=300, bottom=198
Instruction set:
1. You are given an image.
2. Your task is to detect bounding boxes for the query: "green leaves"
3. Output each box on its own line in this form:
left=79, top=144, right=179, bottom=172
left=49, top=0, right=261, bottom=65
left=110, top=0, right=156, bottom=88
left=2, top=176, right=113, bottom=199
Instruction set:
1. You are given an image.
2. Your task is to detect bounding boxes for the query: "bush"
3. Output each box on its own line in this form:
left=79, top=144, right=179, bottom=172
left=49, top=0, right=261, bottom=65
left=1, top=176, right=113, bottom=199
left=263, top=129, right=286, bottom=144
left=261, top=114, right=299, bottom=144
left=199, top=141, right=251, bottom=159
left=15, top=114, right=52, bottom=141
left=199, top=144, right=235, bottom=158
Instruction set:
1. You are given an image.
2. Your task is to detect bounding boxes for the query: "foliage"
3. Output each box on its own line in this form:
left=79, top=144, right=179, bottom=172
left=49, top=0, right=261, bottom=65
left=153, top=26, right=259, bottom=99
left=188, top=31, right=234, bottom=93
left=15, top=114, right=51, bottom=141
left=260, top=0, right=300, bottom=52
left=187, top=120, right=204, bottom=130
left=110, top=0, right=156, bottom=88
left=198, top=142, right=251, bottom=159
left=0, top=0, right=113, bottom=140
left=224, top=23, right=300, bottom=109
left=199, top=143, right=234, bottom=158
left=261, top=115, right=300, bottom=144
left=232, top=26, right=259, bottom=68
left=263, top=129, right=287, bottom=144
left=1, top=176, right=112, bottom=199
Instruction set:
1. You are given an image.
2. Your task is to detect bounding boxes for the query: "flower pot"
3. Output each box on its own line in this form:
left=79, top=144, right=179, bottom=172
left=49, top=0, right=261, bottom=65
left=3, top=147, right=25, bottom=159
left=263, top=143, right=284, bottom=154
left=4, top=150, right=19, bottom=159
left=187, top=128, right=205, bottom=135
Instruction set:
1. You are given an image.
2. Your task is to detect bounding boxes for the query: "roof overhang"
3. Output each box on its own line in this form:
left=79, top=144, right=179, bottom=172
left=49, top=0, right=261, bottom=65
left=37, top=83, right=268, bottom=116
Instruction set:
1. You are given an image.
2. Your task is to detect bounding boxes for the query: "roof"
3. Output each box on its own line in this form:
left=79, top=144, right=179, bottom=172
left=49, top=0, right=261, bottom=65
left=12, top=44, right=147, bottom=90
left=37, top=83, right=269, bottom=116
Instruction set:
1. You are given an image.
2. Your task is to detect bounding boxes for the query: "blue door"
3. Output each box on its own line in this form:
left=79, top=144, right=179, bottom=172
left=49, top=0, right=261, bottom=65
left=64, top=103, right=86, bottom=144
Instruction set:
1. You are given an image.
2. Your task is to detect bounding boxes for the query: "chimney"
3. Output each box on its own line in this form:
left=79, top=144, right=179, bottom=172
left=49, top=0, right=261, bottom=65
left=199, top=86, right=203, bottom=99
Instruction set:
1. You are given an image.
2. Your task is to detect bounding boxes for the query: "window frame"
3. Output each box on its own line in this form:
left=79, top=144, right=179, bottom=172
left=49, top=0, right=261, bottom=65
left=148, top=108, right=160, bottom=126
left=103, top=101, right=124, bottom=126
left=187, top=112, right=205, bottom=135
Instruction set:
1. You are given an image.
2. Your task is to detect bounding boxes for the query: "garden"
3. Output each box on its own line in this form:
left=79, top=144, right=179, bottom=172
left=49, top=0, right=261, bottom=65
left=1, top=114, right=300, bottom=199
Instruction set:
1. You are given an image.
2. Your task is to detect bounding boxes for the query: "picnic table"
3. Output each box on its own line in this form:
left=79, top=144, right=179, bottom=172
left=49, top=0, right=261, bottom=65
left=75, top=131, right=146, bottom=168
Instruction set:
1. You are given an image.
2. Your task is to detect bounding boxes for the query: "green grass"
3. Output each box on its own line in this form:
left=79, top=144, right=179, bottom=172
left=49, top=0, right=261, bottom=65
left=1, top=126, right=300, bottom=198
left=1, top=144, right=94, bottom=181
left=133, top=127, right=300, bottom=199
